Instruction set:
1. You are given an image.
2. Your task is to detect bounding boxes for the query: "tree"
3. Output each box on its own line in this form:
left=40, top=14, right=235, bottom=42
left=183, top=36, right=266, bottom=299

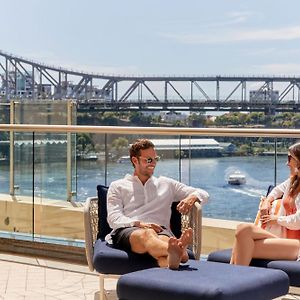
left=112, top=137, right=129, bottom=157
left=129, top=112, right=151, bottom=126
left=112, top=137, right=129, bottom=151
left=76, top=133, right=94, bottom=152
left=102, top=112, right=118, bottom=125
left=187, top=113, right=206, bottom=127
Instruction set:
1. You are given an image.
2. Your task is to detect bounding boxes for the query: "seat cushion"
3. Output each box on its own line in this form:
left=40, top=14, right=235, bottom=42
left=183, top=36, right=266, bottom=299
left=93, top=239, right=195, bottom=275
left=93, top=239, right=158, bottom=274
left=267, top=260, right=300, bottom=287
left=208, top=248, right=300, bottom=287
left=207, top=248, right=271, bottom=268
left=117, top=260, right=289, bottom=300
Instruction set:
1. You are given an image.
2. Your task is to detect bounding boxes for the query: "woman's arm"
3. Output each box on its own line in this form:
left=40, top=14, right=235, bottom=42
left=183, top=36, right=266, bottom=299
left=277, top=212, right=300, bottom=230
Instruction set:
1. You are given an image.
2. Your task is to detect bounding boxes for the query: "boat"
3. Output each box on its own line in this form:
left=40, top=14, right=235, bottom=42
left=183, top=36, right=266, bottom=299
left=228, top=171, right=246, bottom=185
left=117, top=155, right=131, bottom=163
left=0, top=157, right=9, bottom=165
left=77, top=153, right=98, bottom=161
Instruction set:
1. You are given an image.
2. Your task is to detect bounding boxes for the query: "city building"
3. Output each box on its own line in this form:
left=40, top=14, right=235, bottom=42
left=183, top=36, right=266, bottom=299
left=249, top=90, right=279, bottom=103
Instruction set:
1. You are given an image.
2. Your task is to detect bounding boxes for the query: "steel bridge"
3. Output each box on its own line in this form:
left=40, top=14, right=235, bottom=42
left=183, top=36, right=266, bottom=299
left=1, top=49, right=300, bottom=113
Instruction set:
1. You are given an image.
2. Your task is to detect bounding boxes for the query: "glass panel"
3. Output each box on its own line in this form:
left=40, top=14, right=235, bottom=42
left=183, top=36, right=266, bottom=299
left=0, top=103, right=10, bottom=194
left=75, top=132, right=105, bottom=199
left=11, top=100, right=80, bottom=241
left=2, top=108, right=299, bottom=246
left=183, top=136, right=294, bottom=222
left=75, top=134, right=183, bottom=201
left=13, top=101, right=71, bottom=201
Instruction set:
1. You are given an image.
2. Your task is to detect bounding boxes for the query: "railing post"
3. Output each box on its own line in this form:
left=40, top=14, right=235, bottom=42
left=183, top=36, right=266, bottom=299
left=188, top=136, right=191, bottom=186
left=274, top=138, right=277, bottom=186
left=9, top=101, right=14, bottom=195
left=66, top=100, right=73, bottom=201
left=179, top=135, right=182, bottom=182
left=105, top=133, right=108, bottom=186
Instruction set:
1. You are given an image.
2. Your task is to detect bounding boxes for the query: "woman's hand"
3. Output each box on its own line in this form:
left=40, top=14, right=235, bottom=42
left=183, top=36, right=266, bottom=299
left=259, top=196, right=271, bottom=216
left=260, top=214, right=278, bottom=225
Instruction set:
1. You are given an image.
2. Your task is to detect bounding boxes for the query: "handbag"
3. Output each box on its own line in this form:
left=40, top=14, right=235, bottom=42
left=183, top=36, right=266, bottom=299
left=254, top=196, right=283, bottom=237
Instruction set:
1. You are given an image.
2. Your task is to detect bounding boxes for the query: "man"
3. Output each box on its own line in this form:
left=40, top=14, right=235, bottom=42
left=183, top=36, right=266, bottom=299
left=106, top=138, right=209, bottom=269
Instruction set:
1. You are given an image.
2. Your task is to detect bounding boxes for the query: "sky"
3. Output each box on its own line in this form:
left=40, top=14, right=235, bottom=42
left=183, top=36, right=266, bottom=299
left=1, top=0, right=300, bottom=77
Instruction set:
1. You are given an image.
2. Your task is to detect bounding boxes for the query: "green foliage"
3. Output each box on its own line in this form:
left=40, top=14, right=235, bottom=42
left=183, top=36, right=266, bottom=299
left=112, top=137, right=129, bottom=150
left=238, top=144, right=253, bottom=155
left=0, top=132, right=9, bottom=157
left=102, top=112, right=119, bottom=125
left=128, top=112, right=151, bottom=126
left=187, top=113, right=206, bottom=127
left=76, top=133, right=94, bottom=152
left=214, top=112, right=300, bottom=128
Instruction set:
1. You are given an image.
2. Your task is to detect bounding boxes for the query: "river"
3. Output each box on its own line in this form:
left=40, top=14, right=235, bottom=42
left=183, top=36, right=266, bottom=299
left=0, top=155, right=289, bottom=222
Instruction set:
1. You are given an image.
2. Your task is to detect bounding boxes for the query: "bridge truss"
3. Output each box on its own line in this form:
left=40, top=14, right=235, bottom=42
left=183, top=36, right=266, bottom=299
left=1, top=49, right=300, bottom=113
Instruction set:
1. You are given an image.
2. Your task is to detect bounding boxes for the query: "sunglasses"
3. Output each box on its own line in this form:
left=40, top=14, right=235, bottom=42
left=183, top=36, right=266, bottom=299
left=288, top=154, right=298, bottom=163
left=138, top=156, right=160, bottom=164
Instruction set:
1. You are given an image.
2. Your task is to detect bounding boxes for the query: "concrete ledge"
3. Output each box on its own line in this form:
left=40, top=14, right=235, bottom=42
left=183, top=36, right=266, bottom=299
left=0, top=193, right=84, bottom=239
left=0, top=193, right=250, bottom=258
left=0, top=237, right=87, bottom=265
left=202, top=217, right=249, bottom=255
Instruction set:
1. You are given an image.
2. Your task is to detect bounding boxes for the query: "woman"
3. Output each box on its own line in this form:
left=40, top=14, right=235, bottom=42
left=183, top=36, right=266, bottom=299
left=231, top=142, right=300, bottom=266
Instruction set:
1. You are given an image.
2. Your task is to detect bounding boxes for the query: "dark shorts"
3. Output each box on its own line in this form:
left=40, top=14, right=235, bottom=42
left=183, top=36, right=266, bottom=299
left=111, top=226, right=174, bottom=252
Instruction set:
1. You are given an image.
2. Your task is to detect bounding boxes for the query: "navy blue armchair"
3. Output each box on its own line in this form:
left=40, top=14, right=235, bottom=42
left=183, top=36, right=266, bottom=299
left=84, top=184, right=202, bottom=300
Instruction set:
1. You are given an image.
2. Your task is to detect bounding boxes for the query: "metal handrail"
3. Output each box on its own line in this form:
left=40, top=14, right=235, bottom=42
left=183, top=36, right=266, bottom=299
left=1, top=124, right=300, bottom=138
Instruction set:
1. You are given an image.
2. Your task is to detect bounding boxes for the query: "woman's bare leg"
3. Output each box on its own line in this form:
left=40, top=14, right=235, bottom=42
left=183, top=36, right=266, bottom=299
left=232, top=223, right=300, bottom=265
left=230, top=223, right=275, bottom=264
left=253, top=238, right=300, bottom=261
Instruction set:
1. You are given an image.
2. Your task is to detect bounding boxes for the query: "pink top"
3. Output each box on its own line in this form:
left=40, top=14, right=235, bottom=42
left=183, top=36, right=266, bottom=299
left=283, top=196, right=300, bottom=239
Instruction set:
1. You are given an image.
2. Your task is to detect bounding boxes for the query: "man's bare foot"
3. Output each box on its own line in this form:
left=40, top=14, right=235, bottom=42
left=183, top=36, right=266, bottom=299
left=167, top=237, right=182, bottom=270
left=179, top=228, right=193, bottom=263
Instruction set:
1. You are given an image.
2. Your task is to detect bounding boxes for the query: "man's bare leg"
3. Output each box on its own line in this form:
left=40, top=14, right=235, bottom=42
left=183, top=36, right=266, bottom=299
left=168, top=237, right=183, bottom=269
left=130, top=228, right=169, bottom=259
left=168, top=228, right=193, bottom=269
left=129, top=227, right=193, bottom=269
left=179, top=228, right=193, bottom=263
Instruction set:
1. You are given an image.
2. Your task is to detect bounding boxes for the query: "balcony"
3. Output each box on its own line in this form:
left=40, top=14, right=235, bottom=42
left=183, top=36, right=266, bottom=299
left=1, top=119, right=300, bottom=298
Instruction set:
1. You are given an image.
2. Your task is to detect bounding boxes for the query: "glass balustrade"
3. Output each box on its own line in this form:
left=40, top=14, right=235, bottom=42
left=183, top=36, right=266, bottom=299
left=0, top=110, right=299, bottom=247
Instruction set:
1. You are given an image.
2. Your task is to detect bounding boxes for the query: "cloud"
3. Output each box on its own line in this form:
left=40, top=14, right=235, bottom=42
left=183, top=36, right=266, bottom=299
left=161, top=25, right=300, bottom=45
left=226, top=11, right=254, bottom=24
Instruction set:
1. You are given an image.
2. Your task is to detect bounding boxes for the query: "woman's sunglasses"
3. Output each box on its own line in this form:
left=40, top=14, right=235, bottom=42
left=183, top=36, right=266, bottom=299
left=139, top=156, right=160, bottom=164
left=288, top=154, right=297, bottom=163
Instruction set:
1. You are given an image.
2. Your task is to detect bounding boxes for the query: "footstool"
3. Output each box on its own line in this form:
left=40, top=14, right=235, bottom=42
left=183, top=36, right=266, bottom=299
left=117, top=260, right=289, bottom=300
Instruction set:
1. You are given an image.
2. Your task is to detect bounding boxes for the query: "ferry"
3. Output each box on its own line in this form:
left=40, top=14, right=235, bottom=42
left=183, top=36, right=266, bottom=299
left=77, top=153, right=98, bottom=161
left=228, top=171, right=246, bottom=185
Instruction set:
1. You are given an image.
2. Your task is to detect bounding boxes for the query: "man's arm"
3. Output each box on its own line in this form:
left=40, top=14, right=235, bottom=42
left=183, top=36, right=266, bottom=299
left=107, top=183, right=138, bottom=230
left=177, top=194, right=200, bottom=214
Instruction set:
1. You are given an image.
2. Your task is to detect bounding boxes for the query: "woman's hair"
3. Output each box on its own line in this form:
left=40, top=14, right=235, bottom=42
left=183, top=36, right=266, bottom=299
left=288, top=142, right=300, bottom=198
left=129, top=139, right=155, bottom=167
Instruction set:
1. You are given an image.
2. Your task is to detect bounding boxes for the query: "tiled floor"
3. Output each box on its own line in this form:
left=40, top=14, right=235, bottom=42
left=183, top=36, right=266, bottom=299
left=0, top=253, right=117, bottom=300
left=1, top=253, right=300, bottom=300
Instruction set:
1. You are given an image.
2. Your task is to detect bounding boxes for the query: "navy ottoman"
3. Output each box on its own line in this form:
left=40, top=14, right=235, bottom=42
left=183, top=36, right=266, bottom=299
left=208, top=248, right=300, bottom=287
left=117, top=260, right=289, bottom=300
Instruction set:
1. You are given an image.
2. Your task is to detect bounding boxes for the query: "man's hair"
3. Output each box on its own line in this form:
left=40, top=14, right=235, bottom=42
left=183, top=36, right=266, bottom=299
left=129, top=139, right=155, bottom=166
